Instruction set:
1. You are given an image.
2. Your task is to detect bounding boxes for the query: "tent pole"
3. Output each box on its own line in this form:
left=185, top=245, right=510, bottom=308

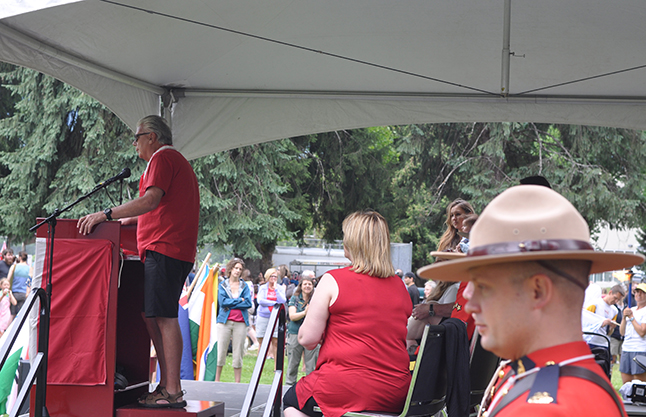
left=501, top=0, right=511, bottom=97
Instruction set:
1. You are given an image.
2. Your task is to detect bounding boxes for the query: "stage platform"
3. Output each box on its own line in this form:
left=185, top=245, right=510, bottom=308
left=17, top=381, right=280, bottom=417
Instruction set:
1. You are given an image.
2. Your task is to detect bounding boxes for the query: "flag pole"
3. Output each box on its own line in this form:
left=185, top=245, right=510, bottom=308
left=628, top=269, right=635, bottom=308
left=187, top=253, right=211, bottom=300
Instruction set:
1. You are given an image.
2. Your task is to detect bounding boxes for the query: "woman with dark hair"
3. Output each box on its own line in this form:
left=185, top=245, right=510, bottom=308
left=283, top=211, right=411, bottom=417
left=215, top=257, right=252, bottom=383
left=285, top=271, right=319, bottom=386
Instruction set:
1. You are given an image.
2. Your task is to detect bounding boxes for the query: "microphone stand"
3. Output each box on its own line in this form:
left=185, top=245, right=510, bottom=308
left=28, top=179, right=126, bottom=417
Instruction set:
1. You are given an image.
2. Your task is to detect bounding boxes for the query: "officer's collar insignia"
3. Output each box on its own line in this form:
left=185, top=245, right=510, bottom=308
left=511, top=356, right=535, bottom=374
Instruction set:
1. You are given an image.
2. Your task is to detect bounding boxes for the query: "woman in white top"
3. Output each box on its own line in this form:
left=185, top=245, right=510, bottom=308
left=620, top=282, right=646, bottom=383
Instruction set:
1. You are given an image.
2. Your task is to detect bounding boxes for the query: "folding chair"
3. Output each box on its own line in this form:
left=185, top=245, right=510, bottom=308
left=468, top=331, right=500, bottom=414
left=583, top=331, right=612, bottom=379
left=315, top=324, right=447, bottom=417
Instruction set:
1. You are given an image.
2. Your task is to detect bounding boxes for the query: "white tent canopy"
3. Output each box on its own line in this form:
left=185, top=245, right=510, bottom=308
left=1, top=0, right=646, bottom=160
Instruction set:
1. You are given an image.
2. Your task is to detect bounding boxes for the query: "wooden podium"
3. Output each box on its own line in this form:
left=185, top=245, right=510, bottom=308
left=33, top=219, right=150, bottom=417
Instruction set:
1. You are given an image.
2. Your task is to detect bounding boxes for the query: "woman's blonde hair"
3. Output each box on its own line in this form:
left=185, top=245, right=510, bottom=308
left=264, top=268, right=278, bottom=282
left=437, top=199, right=476, bottom=252
left=342, top=211, right=395, bottom=278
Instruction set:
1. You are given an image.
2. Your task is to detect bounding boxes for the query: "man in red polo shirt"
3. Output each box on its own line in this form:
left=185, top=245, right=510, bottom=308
left=418, top=185, right=642, bottom=416
left=78, top=115, right=199, bottom=408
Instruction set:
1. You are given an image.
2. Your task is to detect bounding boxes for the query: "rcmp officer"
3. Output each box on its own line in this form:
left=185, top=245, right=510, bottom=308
left=418, top=185, right=642, bottom=417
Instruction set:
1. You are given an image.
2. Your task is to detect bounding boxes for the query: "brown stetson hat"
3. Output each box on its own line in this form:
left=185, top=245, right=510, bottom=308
left=429, top=251, right=466, bottom=261
left=417, top=185, right=644, bottom=283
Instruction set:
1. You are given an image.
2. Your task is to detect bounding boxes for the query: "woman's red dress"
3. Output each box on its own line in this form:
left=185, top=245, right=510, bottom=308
left=295, top=267, right=412, bottom=417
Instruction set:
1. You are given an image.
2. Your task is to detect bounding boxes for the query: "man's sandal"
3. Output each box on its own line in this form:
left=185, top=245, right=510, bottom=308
left=140, top=387, right=187, bottom=408
left=137, top=385, right=164, bottom=405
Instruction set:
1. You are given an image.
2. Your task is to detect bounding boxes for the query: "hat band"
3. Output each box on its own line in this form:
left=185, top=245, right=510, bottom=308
left=468, top=239, right=593, bottom=257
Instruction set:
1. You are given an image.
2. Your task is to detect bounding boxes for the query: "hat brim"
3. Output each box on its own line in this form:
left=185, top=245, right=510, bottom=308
left=417, top=250, right=644, bottom=282
left=430, top=251, right=466, bottom=260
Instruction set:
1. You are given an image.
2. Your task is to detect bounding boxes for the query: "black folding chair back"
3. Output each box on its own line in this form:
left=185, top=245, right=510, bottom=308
left=583, top=331, right=612, bottom=379
left=405, top=324, right=447, bottom=417
left=468, top=332, right=500, bottom=408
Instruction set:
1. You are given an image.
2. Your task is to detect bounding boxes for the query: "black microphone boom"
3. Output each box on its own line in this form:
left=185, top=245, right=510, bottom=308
left=94, top=168, right=131, bottom=189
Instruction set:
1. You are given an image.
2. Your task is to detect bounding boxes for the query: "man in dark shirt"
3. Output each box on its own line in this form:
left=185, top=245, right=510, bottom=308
left=404, top=272, right=420, bottom=307
left=0, top=249, right=15, bottom=279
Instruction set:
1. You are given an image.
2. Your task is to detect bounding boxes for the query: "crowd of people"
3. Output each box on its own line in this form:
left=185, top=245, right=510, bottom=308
left=583, top=280, right=646, bottom=386
left=0, top=248, right=32, bottom=335
left=211, top=258, right=323, bottom=385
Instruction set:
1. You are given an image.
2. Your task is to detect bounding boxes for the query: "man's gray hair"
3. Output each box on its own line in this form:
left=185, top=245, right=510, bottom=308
left=138, top=115, right=173, bottom=145
left=301, top=270, right=316, bottom=279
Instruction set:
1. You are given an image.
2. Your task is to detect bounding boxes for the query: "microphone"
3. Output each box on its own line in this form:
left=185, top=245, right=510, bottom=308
left=95, top=168, right=131, bottom=189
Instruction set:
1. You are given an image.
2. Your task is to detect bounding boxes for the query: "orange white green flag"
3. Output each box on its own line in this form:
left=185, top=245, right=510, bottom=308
left=190, top=267, right=219, bottom=381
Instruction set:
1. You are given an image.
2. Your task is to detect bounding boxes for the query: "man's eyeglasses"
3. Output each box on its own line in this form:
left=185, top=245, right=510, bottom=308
left=133, top=132, right=153, bottom=144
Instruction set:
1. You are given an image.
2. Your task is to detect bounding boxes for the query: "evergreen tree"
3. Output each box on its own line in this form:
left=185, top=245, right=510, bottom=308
left=0, top=65, right=139, bottom=244
left=193, top=139, right=305, bottom=272
left=392, top=122, right=646, bottom=269
left=291, top=127, right=401, bottom=242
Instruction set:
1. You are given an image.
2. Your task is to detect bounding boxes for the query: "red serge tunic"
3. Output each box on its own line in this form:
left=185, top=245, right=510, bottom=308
left=295, top=267, right=412, bottom=417
left=485, top=341, right=625, bottom=416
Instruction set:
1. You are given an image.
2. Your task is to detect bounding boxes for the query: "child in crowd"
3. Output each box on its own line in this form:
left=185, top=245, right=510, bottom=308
left=458, top=213, right=478, bottom=253
left=0, top=278, right=17, bottom=334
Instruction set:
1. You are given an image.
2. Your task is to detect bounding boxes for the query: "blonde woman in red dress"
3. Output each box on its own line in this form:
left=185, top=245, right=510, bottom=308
left=283, top=211, right=411, bottom=417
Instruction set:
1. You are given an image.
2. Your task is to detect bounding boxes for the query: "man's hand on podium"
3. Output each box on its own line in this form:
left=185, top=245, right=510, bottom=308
left=77, top=186, right=161, bottom=235
left=77, top=211, right=109, bottom=235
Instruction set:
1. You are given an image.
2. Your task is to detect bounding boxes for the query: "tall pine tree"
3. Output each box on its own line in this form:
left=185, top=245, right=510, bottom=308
left=0, top=65, right=139, bottom=244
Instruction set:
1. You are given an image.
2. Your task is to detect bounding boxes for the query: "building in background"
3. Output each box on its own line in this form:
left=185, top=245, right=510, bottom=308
left=273, top=239, right=412, bottom=277
left=590, top=224, right=642, bottom=288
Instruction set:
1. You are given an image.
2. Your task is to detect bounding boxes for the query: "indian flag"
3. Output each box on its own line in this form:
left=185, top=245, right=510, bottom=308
left=187, top=264, right=211, bottom=360
left=187, top=266, right=219, bottom=380
left=196, top=268, right=219, bottom=381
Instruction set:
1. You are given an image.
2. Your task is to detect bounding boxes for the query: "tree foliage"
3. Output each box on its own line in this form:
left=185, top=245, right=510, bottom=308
left=2, top=65, right=645, bottom=273
left=193, top=139, right=305, bottom=271
left=291, top=127, right=400, bottom=242
left=0, top=66, right=303, bottom=272
left=0, top=65, right=140, bottom=243
left=391, top=122, right=646, bottom=268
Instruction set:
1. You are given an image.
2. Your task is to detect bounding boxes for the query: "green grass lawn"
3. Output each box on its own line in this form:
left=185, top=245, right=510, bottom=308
left=611, top=362, right=623, bottom=392
left=217, top=348, right=305, bottom=385
left=218, top=347, right=627, bottom=394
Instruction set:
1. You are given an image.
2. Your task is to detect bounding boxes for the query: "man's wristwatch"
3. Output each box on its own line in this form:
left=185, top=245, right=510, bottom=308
left=428, top=303, right=435, bottom=317
left=103, top=208, right=113, bottom=221
left=628, top=317, right=635, bottom=322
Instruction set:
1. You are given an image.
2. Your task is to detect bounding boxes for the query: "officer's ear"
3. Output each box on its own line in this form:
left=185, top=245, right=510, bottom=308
left=526, top=273, right=554, bottom=310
